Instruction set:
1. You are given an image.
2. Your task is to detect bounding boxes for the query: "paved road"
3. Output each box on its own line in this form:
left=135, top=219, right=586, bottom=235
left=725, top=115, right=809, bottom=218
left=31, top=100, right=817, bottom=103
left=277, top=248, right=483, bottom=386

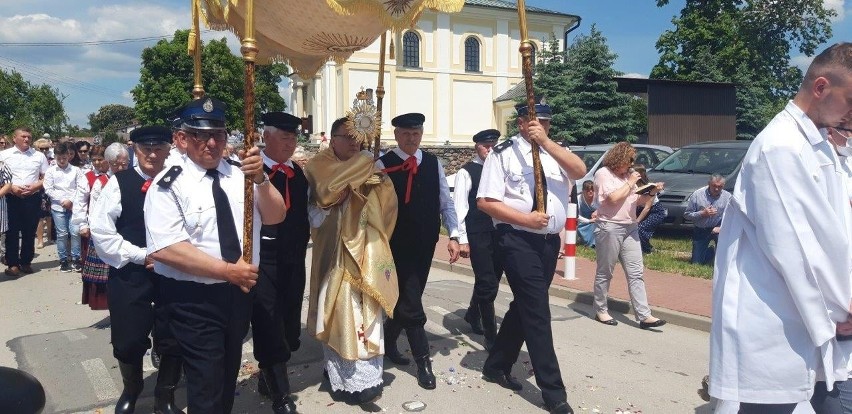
left=1, top=248, right=713, bottom=413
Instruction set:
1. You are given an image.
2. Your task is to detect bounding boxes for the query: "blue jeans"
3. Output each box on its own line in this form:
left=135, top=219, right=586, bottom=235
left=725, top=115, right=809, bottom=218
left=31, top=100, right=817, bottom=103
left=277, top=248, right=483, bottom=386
left=51, top=209, right=80, bottom=262
left=690, top=226, right=717, bottom=265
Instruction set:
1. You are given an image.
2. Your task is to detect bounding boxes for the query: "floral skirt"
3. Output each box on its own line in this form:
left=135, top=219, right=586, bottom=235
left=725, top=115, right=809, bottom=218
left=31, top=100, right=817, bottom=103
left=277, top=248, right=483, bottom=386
left=81, top=239, right=109, bottom=310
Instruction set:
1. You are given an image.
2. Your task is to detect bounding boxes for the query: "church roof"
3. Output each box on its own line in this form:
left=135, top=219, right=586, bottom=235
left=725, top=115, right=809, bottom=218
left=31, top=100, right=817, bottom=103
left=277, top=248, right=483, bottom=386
left=465, top=0, right=576, bottom=17
left=494, top=82, right=526, bottom=102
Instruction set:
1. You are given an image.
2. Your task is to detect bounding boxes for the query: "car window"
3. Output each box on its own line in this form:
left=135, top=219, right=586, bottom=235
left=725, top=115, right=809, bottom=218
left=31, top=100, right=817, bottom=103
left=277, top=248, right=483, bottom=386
left=652, top=150, right=670, bottom=166
left=572, top=150, right=606, bottom=172
left=634, top=149, right=656, bottom=168
left=652, top=147, right=747, bottom=175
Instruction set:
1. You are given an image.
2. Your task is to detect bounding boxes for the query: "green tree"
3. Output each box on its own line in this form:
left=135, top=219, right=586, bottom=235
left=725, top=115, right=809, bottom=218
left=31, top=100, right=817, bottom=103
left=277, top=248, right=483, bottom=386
left=652, top=0, right=836, bottom=139
left=561, top=26, right=637, bottom=145
left=0, top=69, right=68, bottom=136
left=132, top=30, right=288, bottom=130
left=88, top=104, right=136, bottom=134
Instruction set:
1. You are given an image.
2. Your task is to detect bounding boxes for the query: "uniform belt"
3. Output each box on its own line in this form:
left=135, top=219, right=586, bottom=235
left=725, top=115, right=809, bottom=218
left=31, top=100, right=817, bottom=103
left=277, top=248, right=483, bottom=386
left=495, top=223, right=559, bottom=239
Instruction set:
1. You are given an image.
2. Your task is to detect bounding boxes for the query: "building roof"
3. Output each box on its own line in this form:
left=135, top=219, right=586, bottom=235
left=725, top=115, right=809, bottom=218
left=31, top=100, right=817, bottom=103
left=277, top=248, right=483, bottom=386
left=494, top=82, right=526, bottom=102
left=615, top=77, right=736, bottom=94
left=464, top=0, right=577, bottom=18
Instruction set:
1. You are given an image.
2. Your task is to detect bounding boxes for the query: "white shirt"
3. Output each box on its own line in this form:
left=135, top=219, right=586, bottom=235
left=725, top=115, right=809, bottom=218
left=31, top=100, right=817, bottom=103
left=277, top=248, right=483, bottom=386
left=375, top=147, right=459, bottom=237
left=477, top=135, right=573, bottom=234
left=709, top=101, right=852, bottom=403
left=71, top=170, right=110, bottom=231
left=261, top=150, right=294, bottom=170
left=453, top=157, right=483, bottom=244
left=0, top=146, right=49, bottom=186
left=144, top=158, right=261, bottom=284
left=43, top=163, right=84, bottom=212
left=90, top=167, right=151, bottom=268
left=164, top=146, right=186, bottom=168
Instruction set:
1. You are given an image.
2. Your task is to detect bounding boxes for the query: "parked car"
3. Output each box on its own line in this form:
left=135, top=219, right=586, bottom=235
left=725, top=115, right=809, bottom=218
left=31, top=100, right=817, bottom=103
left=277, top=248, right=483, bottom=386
left=571, top=143, right=674, bottom=200
left=647, top=140, right=752, bottom=226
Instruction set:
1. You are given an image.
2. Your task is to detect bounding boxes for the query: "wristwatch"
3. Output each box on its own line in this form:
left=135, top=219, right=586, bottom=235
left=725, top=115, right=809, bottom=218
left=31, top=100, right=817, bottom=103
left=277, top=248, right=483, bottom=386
left=254, top=172, right=270, bottom=186
left=449, top=237, right=460, bottom=243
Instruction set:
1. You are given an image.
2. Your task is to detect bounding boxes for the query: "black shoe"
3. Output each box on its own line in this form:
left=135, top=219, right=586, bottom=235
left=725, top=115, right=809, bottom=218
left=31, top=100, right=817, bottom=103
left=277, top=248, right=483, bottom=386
left=414, top=355, right=436, bottom=390
left=59, top=261, right=71, bottom=273
left=355, top=385, right=382, bottom=405
left=481, top=368, right=523, bottom=391
left=20, top=264, right=35, bottom=274
left=548, top=401, right=574, bottom=414
left=594, top=314, right=618, bottom=326
left=639, top=319, right=667, bottom=330
left=154, top=356, right=183, bottom=414
left=261, top=363, right=297, bottom=414
left=71, top=260, right=82, bottom=272
left=464, top=306, right=484, bottom=335
left=115, top=361, right=144, bottom=414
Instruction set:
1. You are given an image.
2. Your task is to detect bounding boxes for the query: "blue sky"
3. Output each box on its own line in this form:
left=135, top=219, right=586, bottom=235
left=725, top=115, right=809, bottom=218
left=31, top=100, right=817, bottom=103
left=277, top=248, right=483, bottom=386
left=0, top=0, right=848, bottom=128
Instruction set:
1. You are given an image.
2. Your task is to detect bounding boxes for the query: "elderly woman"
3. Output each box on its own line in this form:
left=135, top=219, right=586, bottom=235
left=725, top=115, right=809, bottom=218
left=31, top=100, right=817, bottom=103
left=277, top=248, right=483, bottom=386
left=72, top=145, right=112, bottom=310
left=591, top=142, right=666, bottom=329
left=74, top=143, right=128, bottom=309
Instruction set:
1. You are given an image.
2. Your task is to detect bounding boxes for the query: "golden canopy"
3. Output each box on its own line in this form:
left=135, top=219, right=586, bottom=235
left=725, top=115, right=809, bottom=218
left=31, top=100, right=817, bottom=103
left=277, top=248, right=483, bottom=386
left=198, top=0, right=464, bottom=75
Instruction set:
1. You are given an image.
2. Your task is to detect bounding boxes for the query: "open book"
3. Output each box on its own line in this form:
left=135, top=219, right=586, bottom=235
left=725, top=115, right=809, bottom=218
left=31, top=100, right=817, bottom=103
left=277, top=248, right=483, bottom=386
left=635, top=179, right=656, bottom=196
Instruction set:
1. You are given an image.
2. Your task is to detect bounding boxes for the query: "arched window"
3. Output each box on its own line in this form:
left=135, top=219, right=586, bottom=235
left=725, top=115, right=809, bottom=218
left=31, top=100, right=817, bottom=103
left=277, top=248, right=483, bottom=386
left=464, top=36, right=480, bottom=72
left=402, top=31, right=420, bottom=68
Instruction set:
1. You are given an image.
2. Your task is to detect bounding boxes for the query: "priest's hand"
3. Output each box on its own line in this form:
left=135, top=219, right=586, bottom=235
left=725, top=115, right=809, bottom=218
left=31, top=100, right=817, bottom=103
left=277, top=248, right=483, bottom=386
left=225, top=258, right=258, bottom=293
left=838, top=317, right=852, bottom=336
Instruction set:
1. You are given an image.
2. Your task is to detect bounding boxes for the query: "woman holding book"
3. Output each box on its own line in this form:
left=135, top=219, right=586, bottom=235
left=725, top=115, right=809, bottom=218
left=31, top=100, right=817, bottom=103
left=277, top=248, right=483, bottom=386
left=591, top=142, right=666, bottom=329
left=633, top=165, right=667, bottom=254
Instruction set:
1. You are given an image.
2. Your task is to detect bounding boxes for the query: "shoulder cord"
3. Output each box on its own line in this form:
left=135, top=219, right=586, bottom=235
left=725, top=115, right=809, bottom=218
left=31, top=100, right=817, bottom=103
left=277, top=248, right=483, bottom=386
left=167, top=187, right=191, bottom=233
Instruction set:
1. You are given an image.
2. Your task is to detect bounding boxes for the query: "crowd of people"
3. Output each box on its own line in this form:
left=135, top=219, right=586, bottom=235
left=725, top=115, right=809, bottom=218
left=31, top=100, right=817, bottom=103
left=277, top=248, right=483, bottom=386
left=1, top=41, right=849, bottom=414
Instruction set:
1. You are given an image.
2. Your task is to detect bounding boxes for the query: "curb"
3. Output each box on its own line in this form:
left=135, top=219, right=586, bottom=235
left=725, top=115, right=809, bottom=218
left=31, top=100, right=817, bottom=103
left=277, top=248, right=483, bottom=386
left=431, top=259, right=711, bottom=333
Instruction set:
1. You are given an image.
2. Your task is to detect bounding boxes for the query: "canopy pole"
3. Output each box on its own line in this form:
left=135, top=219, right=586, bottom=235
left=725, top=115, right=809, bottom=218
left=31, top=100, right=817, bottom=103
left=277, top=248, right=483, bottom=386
left=517, top=0, right=545, bottom=212
left=190, top=0, right=204, bottom=99
left=241, top=0, right=258, bottom=263
left=373, top=32, right=387, bottom=158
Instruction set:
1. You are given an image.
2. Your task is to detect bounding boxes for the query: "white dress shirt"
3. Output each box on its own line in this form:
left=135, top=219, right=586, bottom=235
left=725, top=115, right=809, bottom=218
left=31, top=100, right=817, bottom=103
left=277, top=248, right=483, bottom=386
left=90, top=167, right=151, bottom=268
left=0, top=146, right=49, bottom=186
left=375, top=147, right=458, bottom=237
left=453, top=157, right=483, bottom=244
left=709, top=101, right=852, bottom=403
left=144, top=158, right=261, bottom=284
left=71, top=170, right=110, bottom=231
left=477, top=135, right=573, bottom=234
left=164, top=146, right=186, bottom=168
left=43, top=163, right=84, bottom=212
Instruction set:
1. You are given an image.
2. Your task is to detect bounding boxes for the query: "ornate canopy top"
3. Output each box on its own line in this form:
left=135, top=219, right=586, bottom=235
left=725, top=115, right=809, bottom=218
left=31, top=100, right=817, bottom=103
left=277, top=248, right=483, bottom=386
left=199, top=0, right=464, bottom=75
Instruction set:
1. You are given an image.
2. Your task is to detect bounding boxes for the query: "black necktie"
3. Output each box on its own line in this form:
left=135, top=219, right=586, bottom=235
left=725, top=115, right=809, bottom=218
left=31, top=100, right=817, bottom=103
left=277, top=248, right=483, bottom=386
left=531, top=158, right=548, bottom=213
left=207, top=169, right=242, bottom=263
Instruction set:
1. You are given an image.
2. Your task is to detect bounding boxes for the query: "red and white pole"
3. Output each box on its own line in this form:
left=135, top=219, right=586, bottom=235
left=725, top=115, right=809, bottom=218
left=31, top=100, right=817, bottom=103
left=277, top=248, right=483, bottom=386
left=563, top=203, right=577, bottom=280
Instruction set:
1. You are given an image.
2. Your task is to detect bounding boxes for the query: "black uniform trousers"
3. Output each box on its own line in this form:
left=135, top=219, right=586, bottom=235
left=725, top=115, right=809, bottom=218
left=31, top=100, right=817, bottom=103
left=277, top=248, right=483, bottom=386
left=159, top=277, right=254, bottom=414
left=108, top=264, right=178, bottom=364
left=5, top=194, right=40, bottom=267
left=250, top=233, right=301, bottom=368
left=468, top=231, right=503, bottom=304
left=390, top=242, right=438, bottom=329
left=483, top=225, right=566, bottom=409
left=280, top=253, right=307, bottom=351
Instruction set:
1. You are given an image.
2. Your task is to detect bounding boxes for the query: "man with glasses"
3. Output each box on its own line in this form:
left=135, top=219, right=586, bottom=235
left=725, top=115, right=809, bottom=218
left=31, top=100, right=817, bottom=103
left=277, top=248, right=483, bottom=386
left=248, top=111, right=310, bottom=413
left=454, top=128, right=504, bottom=351
left=0, top=127, right=49, bottom=277
left=145, top=96, right=286, bottom=413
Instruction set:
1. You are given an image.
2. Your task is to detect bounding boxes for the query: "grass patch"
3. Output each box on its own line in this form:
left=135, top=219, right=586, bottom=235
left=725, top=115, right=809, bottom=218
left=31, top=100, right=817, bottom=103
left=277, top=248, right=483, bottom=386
left=576, top=227, right=715, bottom=279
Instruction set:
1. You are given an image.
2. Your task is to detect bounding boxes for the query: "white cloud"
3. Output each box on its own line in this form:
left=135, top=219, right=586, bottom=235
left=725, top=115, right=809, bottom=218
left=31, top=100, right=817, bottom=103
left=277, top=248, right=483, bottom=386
left=623, top=73, right=648, bottom=79
left=790, top=54, right=814, bottom=72
left=825, top=0, right=846, bottom=21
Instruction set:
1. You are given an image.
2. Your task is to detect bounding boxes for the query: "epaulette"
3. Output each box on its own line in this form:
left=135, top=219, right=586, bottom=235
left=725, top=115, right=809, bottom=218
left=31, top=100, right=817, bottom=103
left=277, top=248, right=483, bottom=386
left=157, top=165, right=182, bottom=188
left=226, top=158, right=242, bottom=167
left=492, top=139, right=514, bottom=154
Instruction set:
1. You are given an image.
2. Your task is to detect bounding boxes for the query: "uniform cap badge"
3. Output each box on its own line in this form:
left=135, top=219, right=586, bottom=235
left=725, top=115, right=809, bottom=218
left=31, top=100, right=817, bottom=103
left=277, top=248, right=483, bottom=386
left=202, top=98, right=214, bottom=113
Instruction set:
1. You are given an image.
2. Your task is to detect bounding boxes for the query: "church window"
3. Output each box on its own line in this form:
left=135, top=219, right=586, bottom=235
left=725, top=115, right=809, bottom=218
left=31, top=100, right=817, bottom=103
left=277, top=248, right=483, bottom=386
left=464, top=36, right=480, bottom=72
left=403, top=31, right=420, bottom=68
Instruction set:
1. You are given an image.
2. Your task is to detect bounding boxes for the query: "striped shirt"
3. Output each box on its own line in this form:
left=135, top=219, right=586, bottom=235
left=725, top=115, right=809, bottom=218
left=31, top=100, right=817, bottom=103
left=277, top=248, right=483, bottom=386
left=0, top=162, right=12, bottom=232
left=683, top=186, right=732, bottom=228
